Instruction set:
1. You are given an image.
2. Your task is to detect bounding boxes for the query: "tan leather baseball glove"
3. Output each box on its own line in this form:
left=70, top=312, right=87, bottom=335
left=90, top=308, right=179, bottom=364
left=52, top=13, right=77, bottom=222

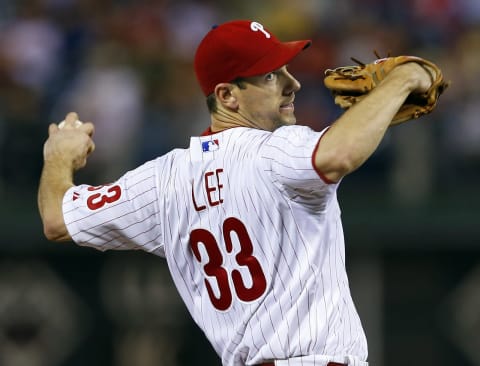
left=323, top=54, right=450, bottom=125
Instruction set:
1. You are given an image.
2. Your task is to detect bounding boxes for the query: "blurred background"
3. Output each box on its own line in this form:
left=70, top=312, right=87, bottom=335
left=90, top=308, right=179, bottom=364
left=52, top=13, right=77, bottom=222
left=0, top=0, right=479, bottom=365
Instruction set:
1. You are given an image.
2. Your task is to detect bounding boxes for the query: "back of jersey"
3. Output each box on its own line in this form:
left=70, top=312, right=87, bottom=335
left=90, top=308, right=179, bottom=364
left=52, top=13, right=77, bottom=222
left=158, top=126, right=367, bottom=366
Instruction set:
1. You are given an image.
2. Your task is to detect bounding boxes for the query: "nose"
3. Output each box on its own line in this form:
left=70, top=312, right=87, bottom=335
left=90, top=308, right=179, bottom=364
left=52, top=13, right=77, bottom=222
left=283, top=70, right=301, bottom=95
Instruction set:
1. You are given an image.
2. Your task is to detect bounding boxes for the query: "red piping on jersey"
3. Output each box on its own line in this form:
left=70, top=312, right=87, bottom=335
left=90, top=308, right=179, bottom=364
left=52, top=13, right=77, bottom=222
left=312, top=127, right=336, bottom=185
left=201, top=126, right=225, bottom=136
left=201, top=127, right=214, bottom=136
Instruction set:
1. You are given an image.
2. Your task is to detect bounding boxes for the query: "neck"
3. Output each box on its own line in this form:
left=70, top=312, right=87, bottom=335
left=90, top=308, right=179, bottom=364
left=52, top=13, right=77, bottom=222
left=210, top=108, right=265, bottom=132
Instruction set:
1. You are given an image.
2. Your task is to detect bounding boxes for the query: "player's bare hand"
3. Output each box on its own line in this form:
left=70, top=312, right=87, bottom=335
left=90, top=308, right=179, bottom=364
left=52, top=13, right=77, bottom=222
left=393, top=62, right=433, bottom=94
left=43, top=112, right=96, bottom=171
left=56, top=112, right=95, bottom=137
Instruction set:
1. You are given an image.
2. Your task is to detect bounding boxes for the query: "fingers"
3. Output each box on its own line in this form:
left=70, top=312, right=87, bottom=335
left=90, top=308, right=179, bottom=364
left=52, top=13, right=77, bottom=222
left=52, top=112, right=95, bottom=137
left=58, top=112, right=84, bottom=129
left=87, top=139, right=96, bottom=155
left=47, top=114, right=96, bottom=155
left=48, top=123, right=59, bottom=135
left=64, top=112, right=79, bottom=127
left=79, top=122, right=95, bottom=137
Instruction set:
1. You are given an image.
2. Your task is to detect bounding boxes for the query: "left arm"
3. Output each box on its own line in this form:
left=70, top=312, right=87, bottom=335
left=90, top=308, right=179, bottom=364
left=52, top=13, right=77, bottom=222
left=314, top=62, right=433, bottom=183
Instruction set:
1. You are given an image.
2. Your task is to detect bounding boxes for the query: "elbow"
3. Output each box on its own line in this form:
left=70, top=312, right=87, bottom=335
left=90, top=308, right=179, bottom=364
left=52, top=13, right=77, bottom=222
left=42, top=217, right=71, bottom=242
left=335, top=153, right=363, bottom=176
left=314, top=131, right=366, bottom=183
left=315, top=150, right=361, bottom=183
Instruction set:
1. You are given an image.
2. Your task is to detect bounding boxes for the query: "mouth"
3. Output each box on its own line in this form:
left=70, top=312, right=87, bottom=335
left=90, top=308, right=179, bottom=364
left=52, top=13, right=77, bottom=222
left=280, top=102, right=295, bottom=112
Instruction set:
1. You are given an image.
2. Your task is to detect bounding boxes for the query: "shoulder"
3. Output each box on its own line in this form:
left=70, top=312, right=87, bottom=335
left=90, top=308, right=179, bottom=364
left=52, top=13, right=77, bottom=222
left=262, top=125, right=324, bottom=151
left=206, top=127, right=271, bottom=153
left=125, top=148, right=187, bottom=181
left=220, top=126, right=318, bottom=149
left=271, top=125, right=318, bottom=141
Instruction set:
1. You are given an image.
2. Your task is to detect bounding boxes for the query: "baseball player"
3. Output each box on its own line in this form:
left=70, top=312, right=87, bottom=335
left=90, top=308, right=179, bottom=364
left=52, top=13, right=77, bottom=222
left=38, top=20, right=435, bottom=366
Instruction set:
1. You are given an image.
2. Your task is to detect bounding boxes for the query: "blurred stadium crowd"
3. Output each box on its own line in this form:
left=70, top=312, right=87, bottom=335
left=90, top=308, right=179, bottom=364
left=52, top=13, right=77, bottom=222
left=0, top=0, right=479, bottom=200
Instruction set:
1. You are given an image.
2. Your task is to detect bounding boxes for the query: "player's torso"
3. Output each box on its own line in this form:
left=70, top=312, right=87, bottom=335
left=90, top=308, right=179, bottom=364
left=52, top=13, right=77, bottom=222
left=159, top=127, right=279, bottom=315
left=156, top=127, right=367, bottom=365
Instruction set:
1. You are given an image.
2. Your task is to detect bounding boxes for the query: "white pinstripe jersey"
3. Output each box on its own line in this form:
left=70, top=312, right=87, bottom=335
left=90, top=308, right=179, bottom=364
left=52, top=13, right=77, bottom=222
left=63, top=125, right=368, bottom=366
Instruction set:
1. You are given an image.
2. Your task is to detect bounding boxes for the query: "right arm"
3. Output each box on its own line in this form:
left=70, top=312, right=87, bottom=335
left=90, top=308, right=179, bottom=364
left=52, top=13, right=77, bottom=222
left=38, top=112, right=95, bottom=241
left=314, top=62, right=434, bottom=183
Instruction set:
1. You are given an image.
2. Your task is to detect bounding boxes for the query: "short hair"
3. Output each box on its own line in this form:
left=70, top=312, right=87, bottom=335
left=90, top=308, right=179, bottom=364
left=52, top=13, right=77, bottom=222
left=206, top=78, right=247, bottom=113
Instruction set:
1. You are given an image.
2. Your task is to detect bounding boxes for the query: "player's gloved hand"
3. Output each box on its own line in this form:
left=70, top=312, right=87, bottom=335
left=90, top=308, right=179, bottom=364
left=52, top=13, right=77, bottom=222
left=323, top=54, right=449, bottom=125
left=43, top=112, right=95, bottom=171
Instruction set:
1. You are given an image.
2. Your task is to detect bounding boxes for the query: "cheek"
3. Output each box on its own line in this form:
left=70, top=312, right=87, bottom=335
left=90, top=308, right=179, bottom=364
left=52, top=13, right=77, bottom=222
left=245, top=93, right=276, bottom=113
left=249, top=101, right=276, bottom=122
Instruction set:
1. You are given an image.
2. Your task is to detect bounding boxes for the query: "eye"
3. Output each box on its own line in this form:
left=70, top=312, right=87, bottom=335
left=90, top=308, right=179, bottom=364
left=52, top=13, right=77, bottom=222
left=265, top=72, right=276, bottom=81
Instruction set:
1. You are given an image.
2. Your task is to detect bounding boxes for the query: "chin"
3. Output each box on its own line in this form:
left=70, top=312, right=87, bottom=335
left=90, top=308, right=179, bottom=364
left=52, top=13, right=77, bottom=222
left=282, top=115, right=297, bottom=126
left=272, top=119, right=296, bottom=130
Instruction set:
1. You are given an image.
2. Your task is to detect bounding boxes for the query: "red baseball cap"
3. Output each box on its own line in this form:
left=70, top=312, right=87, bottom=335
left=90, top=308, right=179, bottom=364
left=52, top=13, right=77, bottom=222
left=194, top=20, right=311, bottom=96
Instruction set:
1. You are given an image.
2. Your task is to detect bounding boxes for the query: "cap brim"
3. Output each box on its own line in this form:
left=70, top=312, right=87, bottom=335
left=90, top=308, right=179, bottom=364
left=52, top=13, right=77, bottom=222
left=239, top=40, right=311, bottom=79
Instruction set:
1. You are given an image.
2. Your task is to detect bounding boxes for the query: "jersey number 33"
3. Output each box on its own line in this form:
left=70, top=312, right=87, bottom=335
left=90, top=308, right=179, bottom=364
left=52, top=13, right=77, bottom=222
left=190, top=217, right=267, bottom=311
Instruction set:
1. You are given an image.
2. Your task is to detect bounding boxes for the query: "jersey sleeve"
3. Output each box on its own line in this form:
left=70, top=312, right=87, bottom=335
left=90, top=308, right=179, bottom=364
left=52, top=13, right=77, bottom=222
left=62, top=159, right=165, bottom=256
left=260, top=125, right=338, bottom=209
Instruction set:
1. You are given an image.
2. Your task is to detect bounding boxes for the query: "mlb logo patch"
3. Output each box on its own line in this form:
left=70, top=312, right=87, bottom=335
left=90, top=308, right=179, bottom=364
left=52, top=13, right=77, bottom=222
left=202, top=139, right=219, bottom=152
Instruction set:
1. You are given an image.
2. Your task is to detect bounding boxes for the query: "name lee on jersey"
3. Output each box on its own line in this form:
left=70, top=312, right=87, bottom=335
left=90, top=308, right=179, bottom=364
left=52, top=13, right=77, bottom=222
left=192, top=168, right=224, bottom=212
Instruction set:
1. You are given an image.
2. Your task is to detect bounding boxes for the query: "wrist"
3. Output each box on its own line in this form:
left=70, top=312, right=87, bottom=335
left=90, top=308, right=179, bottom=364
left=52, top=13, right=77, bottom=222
left=42, top=159, right=75, bottom=184
left=390, top=62, right=432, bottom=93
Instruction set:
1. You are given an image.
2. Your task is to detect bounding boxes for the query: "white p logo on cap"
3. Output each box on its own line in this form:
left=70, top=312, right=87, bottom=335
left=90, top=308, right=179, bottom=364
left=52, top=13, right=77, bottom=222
left=250, top=21, right=271, bottom=39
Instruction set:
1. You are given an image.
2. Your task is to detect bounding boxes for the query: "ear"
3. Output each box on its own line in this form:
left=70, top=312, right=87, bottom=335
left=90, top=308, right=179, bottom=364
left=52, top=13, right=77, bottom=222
left=214, top=83, right=239, bottom=111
